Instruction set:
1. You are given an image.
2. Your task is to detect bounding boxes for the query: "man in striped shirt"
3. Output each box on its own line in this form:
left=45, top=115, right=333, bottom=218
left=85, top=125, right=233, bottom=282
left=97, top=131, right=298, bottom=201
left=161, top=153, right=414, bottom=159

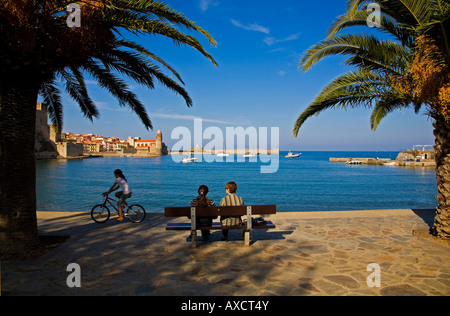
left=220, top=181, right=244, bottom=241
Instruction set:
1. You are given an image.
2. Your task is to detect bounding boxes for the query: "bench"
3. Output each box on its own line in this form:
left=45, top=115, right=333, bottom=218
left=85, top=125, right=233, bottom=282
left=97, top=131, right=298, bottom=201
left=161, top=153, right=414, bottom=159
left=165, top=205, right=276, bottom=247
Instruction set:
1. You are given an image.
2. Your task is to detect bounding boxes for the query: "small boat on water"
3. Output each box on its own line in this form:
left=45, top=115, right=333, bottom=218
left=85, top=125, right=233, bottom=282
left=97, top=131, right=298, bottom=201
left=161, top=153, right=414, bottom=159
left=285, top=151, right=301, bottom=158
left=243, top=152, right=256, bottom=157
left=383, top=161, right=398, bottom=166
left=346, top=159, right=362, bottom=165
left=216, top=151, right=229, bottom=157
left=182, top=156, right=198, bottom=164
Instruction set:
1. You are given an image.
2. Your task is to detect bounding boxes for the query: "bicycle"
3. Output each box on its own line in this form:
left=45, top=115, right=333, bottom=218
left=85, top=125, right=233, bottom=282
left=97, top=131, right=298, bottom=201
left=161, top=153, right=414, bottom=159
left=91, top=193, right=146, bottom=224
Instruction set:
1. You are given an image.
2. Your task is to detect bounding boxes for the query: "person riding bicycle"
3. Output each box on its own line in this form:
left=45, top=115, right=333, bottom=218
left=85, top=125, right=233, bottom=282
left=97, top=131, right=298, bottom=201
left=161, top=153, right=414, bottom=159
left=105, top=169, right=132, bottom=222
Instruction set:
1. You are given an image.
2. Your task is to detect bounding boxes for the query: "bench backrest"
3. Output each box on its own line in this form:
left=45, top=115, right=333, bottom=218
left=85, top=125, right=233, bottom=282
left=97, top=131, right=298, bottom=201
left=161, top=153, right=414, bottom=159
left=165, top=205, right=276, bottom=217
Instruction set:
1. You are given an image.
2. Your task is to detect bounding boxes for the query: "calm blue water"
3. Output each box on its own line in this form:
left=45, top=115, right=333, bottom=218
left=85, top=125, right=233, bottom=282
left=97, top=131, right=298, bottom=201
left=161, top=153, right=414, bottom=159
left=36, top=151, right=437, bottom=213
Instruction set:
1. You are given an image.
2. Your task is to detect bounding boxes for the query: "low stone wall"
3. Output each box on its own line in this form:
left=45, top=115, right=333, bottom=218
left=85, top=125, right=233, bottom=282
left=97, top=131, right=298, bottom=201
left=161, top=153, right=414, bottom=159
left=329, top=157, right=436, bottom=168
left=329, top=158, right=391, bottom=164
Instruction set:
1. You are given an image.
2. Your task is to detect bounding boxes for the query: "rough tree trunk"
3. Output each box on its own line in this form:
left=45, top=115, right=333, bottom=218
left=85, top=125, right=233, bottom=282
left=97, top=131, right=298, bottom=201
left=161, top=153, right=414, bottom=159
left=432, top=117, right=450, bottom=240
left=0, top=81, right=40, bottom=253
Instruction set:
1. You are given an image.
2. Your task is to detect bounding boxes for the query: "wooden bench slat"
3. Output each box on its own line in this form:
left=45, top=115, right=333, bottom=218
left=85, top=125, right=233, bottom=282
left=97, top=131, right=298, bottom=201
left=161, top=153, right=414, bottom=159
left=165, top=205, right=276, bottom=217
left=166, top=221, right=276, bottom=231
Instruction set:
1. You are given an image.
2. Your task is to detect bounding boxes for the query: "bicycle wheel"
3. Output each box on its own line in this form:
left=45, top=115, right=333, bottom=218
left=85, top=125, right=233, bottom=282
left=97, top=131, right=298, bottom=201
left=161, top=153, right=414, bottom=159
left=125, top=204, right=146, bottom=223
left=91, top=204, right=110, bottom=223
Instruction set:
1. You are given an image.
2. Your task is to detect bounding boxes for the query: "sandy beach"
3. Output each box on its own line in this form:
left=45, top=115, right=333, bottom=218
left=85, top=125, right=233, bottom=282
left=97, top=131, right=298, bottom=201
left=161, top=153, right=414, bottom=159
left=2, top=209, right=449, bottom=296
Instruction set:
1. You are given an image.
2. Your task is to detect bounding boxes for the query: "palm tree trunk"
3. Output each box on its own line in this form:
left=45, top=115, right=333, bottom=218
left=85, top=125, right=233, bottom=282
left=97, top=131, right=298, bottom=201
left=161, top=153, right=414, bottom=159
left=432, top=117, right=450, bottom=240
left=0, top=81, right=40, bottom=253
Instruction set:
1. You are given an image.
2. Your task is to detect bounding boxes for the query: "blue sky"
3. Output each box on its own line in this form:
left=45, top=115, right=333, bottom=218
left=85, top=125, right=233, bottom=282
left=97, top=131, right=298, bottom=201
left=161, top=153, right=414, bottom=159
left=59, top=0, right=435, bottom=151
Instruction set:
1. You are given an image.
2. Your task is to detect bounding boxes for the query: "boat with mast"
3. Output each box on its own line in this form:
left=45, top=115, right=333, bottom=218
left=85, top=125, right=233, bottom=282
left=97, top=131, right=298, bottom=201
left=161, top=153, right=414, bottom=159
left=285, top=151, right=301, bottom=158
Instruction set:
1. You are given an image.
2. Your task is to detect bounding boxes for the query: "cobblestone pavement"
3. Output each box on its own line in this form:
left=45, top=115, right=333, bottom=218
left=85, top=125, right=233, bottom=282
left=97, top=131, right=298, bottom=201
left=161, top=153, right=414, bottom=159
left=2, top=209, right=449, bottom=296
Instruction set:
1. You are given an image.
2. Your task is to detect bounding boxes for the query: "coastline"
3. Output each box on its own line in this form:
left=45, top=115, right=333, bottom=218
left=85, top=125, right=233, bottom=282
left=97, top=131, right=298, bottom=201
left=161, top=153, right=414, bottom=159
left=36, top=149, right=281, bottom=160
left=38, top=151, right=436, bottom=169
left=35, top=151, right=438, bottom=213
left=36, top=208, right=439, bottom=223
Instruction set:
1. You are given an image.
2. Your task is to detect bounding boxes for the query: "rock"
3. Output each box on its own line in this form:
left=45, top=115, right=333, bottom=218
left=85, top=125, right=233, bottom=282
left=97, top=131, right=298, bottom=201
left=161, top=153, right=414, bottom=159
left=380, top=284, right=426, bottom=296
left=324, top=275, right=360, bottom=289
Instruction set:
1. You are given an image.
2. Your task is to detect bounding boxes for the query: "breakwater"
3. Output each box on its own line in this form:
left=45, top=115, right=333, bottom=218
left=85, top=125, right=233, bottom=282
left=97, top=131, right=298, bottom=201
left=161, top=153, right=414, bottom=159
left=329, top=157, right=435, bottom=168
left=169, top=148, right=280, bottom=155
left=330, top=157, right=391, bottom=164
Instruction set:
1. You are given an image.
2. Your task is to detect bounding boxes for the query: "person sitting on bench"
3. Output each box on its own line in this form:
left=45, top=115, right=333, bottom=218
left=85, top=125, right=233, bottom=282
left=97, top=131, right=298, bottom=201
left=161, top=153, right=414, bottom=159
left=220, top=181, right=244, bottom=241
left=189, top=185, right=216, bottom=241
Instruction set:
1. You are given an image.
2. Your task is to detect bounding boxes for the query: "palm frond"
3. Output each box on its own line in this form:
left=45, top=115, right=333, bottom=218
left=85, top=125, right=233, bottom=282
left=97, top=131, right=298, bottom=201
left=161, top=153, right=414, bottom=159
left=27, top=1, right=219, bottom=132
left=83, top=59, right=152, bottom=130
left=299, top=33, right=411, bottom=75
left=293, top=0, right=450, bottom=138
left=112, top=0, right=218, bottom=47
left=369, top=90, right=414, bottom=130
left=293, top=70, right=393, bottom=137
left=117, top=39, right=185, bottom=84
left=39, top=78, right=63, bottom=131
left=103, top=5, right=219, bottom=67
left=94, top=47, right=193, bottom=107
left=327, top=8, right=416, bottom=48
left=344, top=0, right=449, bottom=58
left=347, top=0, right=434, bottom=27
left=59, top=67, right=99, bottom=121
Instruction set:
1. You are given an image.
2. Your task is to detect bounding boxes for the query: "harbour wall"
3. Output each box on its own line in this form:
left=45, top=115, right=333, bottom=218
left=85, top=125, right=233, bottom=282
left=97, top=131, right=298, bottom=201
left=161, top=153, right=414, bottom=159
left=329, top=158, right=391, bottom=164
left=169, top=148, right=280, bottom=155
left=329, top=157, right=436, bottom=167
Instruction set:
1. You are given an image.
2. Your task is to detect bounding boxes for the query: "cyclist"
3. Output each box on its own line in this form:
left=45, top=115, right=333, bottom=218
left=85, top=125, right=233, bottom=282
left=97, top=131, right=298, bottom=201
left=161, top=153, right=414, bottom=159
left=105, top=169, right=132, bottom=222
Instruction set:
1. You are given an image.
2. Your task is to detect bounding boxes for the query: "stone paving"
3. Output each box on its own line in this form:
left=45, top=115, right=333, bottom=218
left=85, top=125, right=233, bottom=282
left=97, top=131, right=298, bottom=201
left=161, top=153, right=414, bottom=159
left=1, top=209, right=449, bottom=296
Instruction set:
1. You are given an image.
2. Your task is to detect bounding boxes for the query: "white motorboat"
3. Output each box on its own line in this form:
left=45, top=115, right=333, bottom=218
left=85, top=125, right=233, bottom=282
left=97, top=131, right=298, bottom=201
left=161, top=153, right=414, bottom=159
left=182, top=156, right=198, bottom=164
left=383, top=161, right=398, bottom=166
left=285, top=151, right=301, bottom=158
left=216, top=151, right=229, bottom=157
left=243, top=152, right=256, bottom=157
left=346, top=160, right=362, bottom=165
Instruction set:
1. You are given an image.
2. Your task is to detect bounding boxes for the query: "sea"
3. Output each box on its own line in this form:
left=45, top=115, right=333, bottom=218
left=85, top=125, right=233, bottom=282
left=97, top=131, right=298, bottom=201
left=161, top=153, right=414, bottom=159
left=36, top=151, right=438, bottom=214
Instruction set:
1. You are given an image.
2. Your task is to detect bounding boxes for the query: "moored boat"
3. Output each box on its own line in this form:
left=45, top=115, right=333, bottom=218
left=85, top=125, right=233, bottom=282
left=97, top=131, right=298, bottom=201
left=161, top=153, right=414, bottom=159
left=285, top=151, right=301, bottom=158
left=382, top=161, right=398, bottom=166
left=182, top=156, right=198, bottom=164
left=216, top=151, right=229, bottom=157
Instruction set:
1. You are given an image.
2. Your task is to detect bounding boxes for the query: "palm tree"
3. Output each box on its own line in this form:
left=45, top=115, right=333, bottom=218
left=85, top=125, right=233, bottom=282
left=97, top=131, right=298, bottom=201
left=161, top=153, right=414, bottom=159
left=293, top=0, right=450, bottom=239
left=0, top=0, right=218, bottom=253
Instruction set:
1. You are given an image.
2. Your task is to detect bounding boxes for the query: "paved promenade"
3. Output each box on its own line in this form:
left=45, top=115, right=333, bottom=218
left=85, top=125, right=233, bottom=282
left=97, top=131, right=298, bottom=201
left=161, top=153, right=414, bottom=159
left=2, top=209, right=449, bottom=296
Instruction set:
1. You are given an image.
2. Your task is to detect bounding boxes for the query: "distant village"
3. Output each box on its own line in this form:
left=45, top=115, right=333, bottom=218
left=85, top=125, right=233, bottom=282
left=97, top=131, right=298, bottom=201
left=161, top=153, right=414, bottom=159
left=35, top=103, right=168, bottom=159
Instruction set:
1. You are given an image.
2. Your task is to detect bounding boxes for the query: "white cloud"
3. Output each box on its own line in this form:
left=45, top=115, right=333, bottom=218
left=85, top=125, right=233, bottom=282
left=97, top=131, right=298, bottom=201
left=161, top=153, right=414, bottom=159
left=200, top=0, right=219, bottom=11
left=263, top=37, right=276, bottom=46
left=231, top=19, right=270, bottom=34
left=150, top=112, right=240, bottom=125
left=94, top=101, right=128, bottom=112
left=264, top=33, right=300, bottom=46
left=268, top=47, right=288, bottom=53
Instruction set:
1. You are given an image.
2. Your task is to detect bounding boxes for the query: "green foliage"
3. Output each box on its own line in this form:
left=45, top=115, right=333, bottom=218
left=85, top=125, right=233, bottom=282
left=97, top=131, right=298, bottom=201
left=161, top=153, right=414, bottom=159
left=293, top=0, right=450, bottom=137
left=0, top=0, right=218, bottom=131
